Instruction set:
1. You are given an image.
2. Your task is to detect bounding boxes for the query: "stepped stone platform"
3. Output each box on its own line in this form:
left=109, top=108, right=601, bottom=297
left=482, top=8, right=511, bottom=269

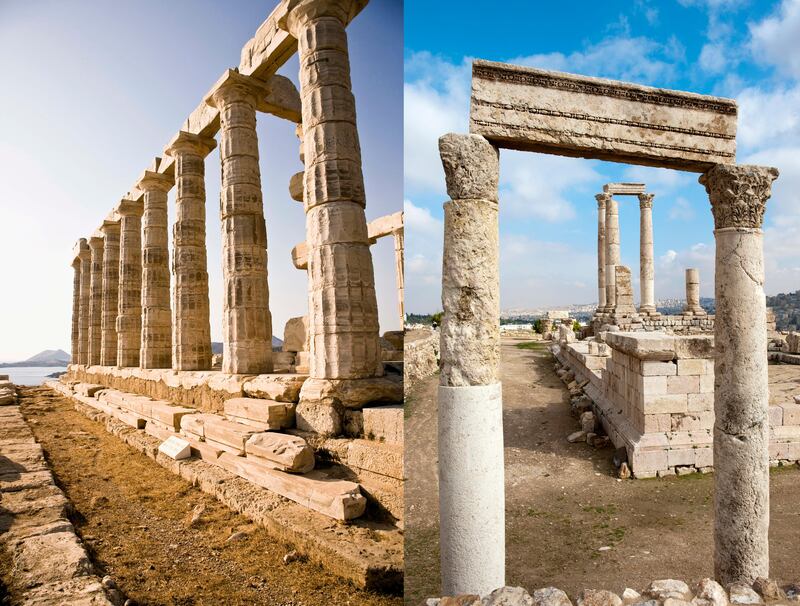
left=46, top=379, right=403, bottom=592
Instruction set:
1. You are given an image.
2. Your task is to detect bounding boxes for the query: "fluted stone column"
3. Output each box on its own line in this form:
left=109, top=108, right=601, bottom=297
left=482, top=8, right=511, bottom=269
left=87, top=236, right=104, bottom=366
left=280, top=0, right=382, bottom=382
left=638, top=193, right=658, bottom=316
left=683, top=268, right=706, bottom=315
left=394, top=229, right=404, bottom=326
left=604, top=194, right=620, bottom=316
left=138, top=171, right=173, bottom=369
left=206, top=70, right=273, bottom=375
left=165, top=131, right=216, bottom=371
left=116, top=199, right=143, bottom=368
left=700, top=163, right=779, bottom=585
left=437, top=133, right=504, bottom=597
left=70, top=257, right=81, bottom=365
left=100, top=221, right=120, bottom=367
left=596, top=193, right=608, bottom=312
left=75, top=238, right=90, bottom=365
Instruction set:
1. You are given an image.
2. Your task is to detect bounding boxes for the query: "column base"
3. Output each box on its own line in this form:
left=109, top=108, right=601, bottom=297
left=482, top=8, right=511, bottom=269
left=683, top=308, right=708, bottom=317
left=638, top=306, right=661, bottom=317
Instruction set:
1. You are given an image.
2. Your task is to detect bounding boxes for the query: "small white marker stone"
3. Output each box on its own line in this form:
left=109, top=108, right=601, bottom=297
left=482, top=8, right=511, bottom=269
left=158, top=436, right=191, bottom=460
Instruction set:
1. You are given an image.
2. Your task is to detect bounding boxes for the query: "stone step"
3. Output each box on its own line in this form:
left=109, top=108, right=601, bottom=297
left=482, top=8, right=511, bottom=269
left=223, top=397, right=293, bottom=429
left=149, top=402, right=195, bottom=430
left=245, top=433, right=314, bottom=473
left=179, top=413, right=220, bottom=440
left=74, top=383, right=104, bottom=397
left=202, top=417, right=261, bottom=455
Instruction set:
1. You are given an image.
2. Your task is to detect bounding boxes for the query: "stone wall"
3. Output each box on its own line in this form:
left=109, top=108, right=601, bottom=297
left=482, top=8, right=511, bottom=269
left=405, top=328, right=440, bottom=387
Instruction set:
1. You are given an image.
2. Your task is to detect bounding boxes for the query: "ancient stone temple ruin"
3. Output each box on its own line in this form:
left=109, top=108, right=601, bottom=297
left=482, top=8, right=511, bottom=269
left=437, top=59, right=779, bottom=595
left=52, top=0, right=403, bottom=591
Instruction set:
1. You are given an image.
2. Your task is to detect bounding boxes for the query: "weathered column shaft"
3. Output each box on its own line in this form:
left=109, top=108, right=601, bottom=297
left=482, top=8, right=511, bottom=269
left=139, top=172, right=173, bottom=369
left=207, top=71, right=273, bottom=375
left=604, top=195, right=620, bottom=314
left=685, top=268, right=701, bottom=311
left=116, top=201, right=143, bottom=367
left=437, top=133, right=504, bottom=597
left=87, top=236, right=104, bottom=366
left=100, top=222, right=120, bottom=366
left=283, top=3, right=381, bottom=380
left=70, top=258, right=81, bottom=365
left=394, top=230, right=404, bottom=326
left=165, top=132, right=215, bottom=371
left=78, top=243, right=92, bottom=364
left=596, top=194, right=607, bottom=311
left=700, top=163, right=778, bottom=585
left=639, top=193, right=656, bottom=313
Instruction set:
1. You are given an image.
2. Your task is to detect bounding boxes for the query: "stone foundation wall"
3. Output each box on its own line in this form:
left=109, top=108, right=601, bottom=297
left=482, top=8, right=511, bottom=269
left=405, top=328, right=440, bottom=386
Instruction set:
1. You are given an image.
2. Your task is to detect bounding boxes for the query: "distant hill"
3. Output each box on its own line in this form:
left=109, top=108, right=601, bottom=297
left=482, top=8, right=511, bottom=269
left=0, top=349, right=70, bottom=368
left=768, top=290, right=800, bottom=332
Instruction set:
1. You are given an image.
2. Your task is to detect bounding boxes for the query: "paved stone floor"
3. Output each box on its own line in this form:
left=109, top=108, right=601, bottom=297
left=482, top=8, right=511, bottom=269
left=404, top=338, right=800, bottom=605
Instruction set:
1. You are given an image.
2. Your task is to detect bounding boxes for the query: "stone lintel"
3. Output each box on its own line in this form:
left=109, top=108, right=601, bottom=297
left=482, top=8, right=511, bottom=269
left=204, top=69, right=301, bottom=122
left=603, top=182, right=646, bottom=196
left=367, top=211, right=404, bottom=241
left=137, top=169, right=174, bottom=193
left=469, top=59, right=737, bottom=172
left=164, top=130, right=217, bottom=158
left=72, top=237, right=90, bottom=262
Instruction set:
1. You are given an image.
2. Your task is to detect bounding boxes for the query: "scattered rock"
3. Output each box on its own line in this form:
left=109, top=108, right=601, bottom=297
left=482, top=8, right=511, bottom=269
left=580, top=411, right=596, bottom=434
left=567, top=431, right=587, bottom=443
left=728, top=584, right=763, bottom=606
left=593, top=436, right=610, bottom=449
left=694, top=578, right=728, bottom=606
left=577, top=589, right=623, bottom=606
left=440, top=595, right=480, bottom=606
left=482, top=586, right=534, bottom=605
left=621, top=589, right=641, bottom=604
left=664, top=599, right=693, bottom=606
left=586, top=433, right=597, bottom=446
left=90, top=495, right=109, bottom=508
left=612, top=447, right=628, bottom=468
left=226, top=531, right=249, bottom=543
left=532, top=587, right=573, bottom=606
left=101, top=575, right=117, bottom=590
left=752, top=578, right=783, bottom=601
left=618, top=462, right=631, bottom=480
left=648, top=580, right=692, bottom=601
left=188, top=504, right=206, bottom=528
left=283, top=550, right=299, bottom=564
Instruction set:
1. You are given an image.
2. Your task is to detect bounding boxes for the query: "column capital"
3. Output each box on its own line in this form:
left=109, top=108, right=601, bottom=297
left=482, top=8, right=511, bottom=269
left=164, top=130, right=217, bottom=158
left=595, top=192, right=611, bottom=208
left=638, top=193, right=655, bottom=209
left=87, top=235, right=104, bottom=250
left=137, top=170, right=173, bottom=193
left=699, top=164, right=779, bottom=230
left=73, top=237, right=90, bottom=262
left=277, top=0, right=366, bottom=37
left=117, top=198, right=143, bottom=218
left=204, top=68, right=271, bottom=110
left=99, top=219, right=121, bottom=236
left=439, top=133, right=499, bottom=202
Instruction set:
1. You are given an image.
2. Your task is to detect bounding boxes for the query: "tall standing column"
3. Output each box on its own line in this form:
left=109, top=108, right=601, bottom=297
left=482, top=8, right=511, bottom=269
left=394, top=229, right=404, bottom=326
left=165, top=131, right=216, bottom=371
left=699, top=163, right=778, bottom=585
left=138, top=171, right=174, bottom=369
left=77, top=240, right=91, bottom=366
left=683, top=268, right=706, bottom=315
left=280, top=0, right=382, bottom=381
left=87, top=236, right=104, bottom=366
left=437, top=133, right=504, bottom=597
left=206, top=70, right=273, bottom=375
left=604, top=194, right=620, bottom=316
left=70, top=257, right=81, bottom=366
left=595, top=193, right=608, bottom=312
left=100, top=221, right=120, bottom=366
left=116, top=199, right=143, bottom=368
left=638, top=193, right=658, bottom=315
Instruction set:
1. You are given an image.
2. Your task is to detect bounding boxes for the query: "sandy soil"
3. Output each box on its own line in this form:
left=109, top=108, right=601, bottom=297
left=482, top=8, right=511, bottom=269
left=16, top=386, right=401, bottom=606
left=404, top=338, right=800, bottom=605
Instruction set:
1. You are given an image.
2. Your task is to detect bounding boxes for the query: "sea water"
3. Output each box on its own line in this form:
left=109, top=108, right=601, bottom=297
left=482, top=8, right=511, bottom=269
left=1, top=366, right=68, bottom=386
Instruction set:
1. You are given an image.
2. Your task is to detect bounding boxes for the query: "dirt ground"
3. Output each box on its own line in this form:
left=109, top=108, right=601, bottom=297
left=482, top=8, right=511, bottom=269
left=404, top=338, right=800, bottom=605
left=13, top=386, right=401, bottom=606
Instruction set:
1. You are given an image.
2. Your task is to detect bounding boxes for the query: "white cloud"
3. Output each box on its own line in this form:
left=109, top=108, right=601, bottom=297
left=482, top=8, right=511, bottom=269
left=656, top=242, right=715, bottom=300
left=750, top=0, right=800, bottom=79
left=699, top=42, right=727, bottom=73
left=404, top=199, right=444, bottom=313
left=404, top=198, right=442, bottom=236
left=668, top=197, right=696, bottom=221
left=622, top=165, right=693, bottom=195
left=737, top=85, right=800, bottom=151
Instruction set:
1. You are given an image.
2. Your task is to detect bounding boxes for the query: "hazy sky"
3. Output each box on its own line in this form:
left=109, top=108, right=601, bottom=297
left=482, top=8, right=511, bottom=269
left=404, top=0, right=800, bottom=314
left=0, top=0, right=402, bottom=362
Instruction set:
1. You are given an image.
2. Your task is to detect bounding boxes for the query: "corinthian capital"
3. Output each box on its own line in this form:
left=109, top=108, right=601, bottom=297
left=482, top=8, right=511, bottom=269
left=699, top=164, right=779, bottom=230
left=595, top=192, right=612, bottom=209
left=638, top=193, right=655, bottom=209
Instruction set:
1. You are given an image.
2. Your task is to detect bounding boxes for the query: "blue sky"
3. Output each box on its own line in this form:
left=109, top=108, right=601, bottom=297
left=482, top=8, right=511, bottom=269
left=404, top=0, right=800, bottom=313
left=0, top=0, right=402, bottom=361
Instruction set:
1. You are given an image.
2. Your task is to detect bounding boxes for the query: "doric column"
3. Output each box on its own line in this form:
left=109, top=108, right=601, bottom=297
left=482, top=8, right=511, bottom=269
left=206, top=70, right=273, bottom=375
left=280, top=0, right=382, bottom=381
left=394, top=229, right=404, bottom=326
left=638, top=193, right=658, bottom=315
left=138, top=171, right=173, bottom=369
left=78, top=238, right=92, bottom=365
left=70, top=257, right=81, bottom=366
left=116, top=199, right=143, bottom=368
left=437, top=133, right=504, bottom=597
left=595, top=193, right=608, bottom=312
left=87, top=235, right=104, bottom=366
left=604, top=194, right=620, bottom=315
left=99, top=221, right=121, bottom=366
left=165, top=131, right=216, bottom=371
left=683, top=268, right=706, bottom=315
left=699, top=163, right=779, bottom=585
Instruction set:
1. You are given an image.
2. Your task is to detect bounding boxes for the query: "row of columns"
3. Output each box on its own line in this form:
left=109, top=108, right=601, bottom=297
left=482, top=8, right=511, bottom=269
left=437, top=131, right=779, bottom=594
left=596, top=191, right=658, bottom=317
left=70, top=0, right=383, bottom=386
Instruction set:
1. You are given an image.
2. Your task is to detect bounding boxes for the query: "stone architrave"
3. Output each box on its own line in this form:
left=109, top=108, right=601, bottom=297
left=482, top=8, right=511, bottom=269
left=683, top=268, right=706, bottom=316
left=279, top=0, right=382, bottom=382
left=116, top=199, right=143, bottom=368
left=99, top=221, right=121, bottom=367
left=138, top=170, right=174, bottom=369
left=699, top=163, right=779, bottom=585
left=74, top=239, right=90, bottom=365
left=596, top=193, right=608, bottom=312
left=604, top=194, right=620, bottom=315
left=70, top=257, right=81, bottom=365
left=638, top=193, right=658, bottom=316
left=164, top=131, right=216, bottom=371
left=205, top=70, right=273, bottom=375
left=436, top=132, right=505, bottom=597
left=469, top=60, right=737, bottom=171
left=86, top=235, right=104, bottom=366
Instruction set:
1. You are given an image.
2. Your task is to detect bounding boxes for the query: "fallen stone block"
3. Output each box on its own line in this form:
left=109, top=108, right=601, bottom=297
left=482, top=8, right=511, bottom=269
left=203, top=417, right=260, bottom=454
left=245, top=432, right=314, bottom=473
left=158, top=436, right=192, bottom=460
left=179, top=413, right=222, bottom=439
left=149, top=401, right=196, bottom=430
left=114, top=409, right=146, bottom=429
left=224, top=397, right=293, bottom=429
left=74, top=383, right=104, bottom=397
left=243, top=374, right=307, bottom=403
